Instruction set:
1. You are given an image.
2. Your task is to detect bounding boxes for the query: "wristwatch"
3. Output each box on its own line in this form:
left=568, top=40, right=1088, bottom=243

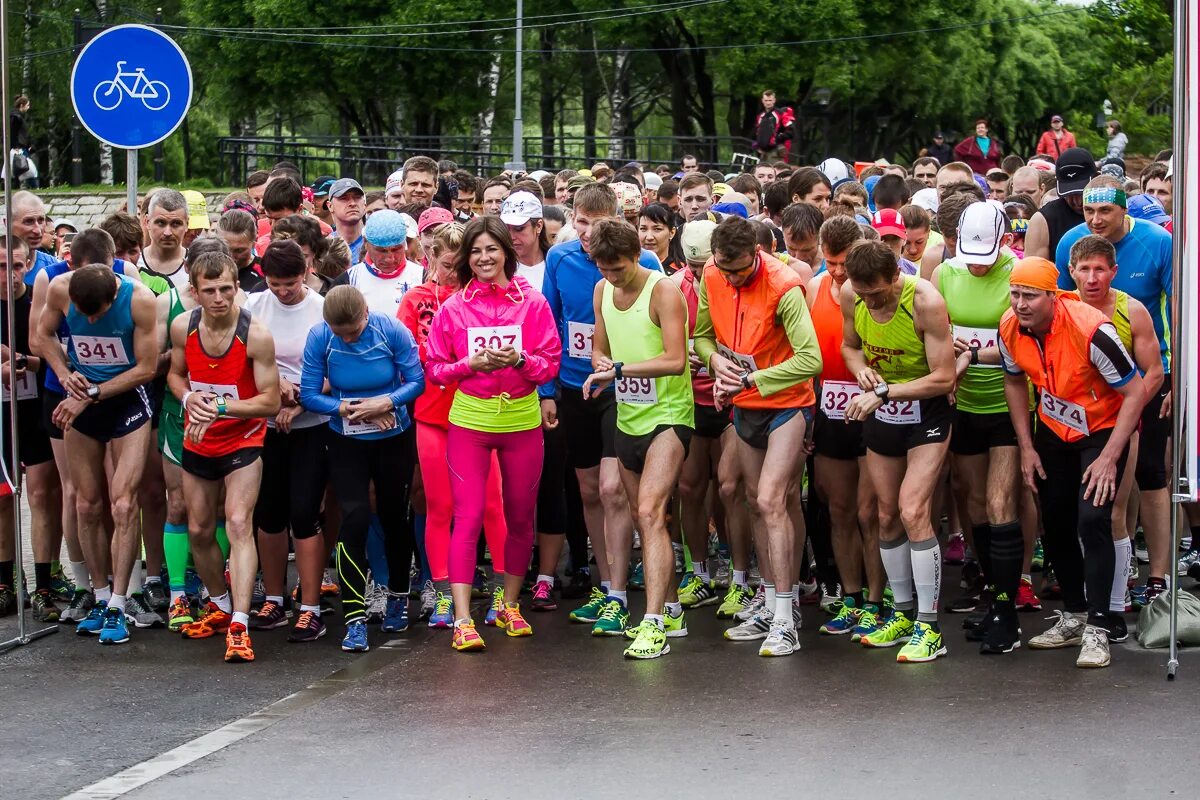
left=613, top=362, right=624, bottom=380
left=86, top=384, right=101, bottom=402
left=873, top=382, right=889, bottom=401
left=514, top=352, right=527, bottom=370
left=215, top=395, right=228, bottom=417
left=741, top=372, right=753, bottom=390
left=969, top=344, right=981, bottom=365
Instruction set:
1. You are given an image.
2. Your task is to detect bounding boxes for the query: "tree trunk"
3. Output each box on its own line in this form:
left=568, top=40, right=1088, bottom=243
left=539, top=28, right=556, bottom=161
left=477, top=48, right=503, bottom=164
left=651, top=31, right=693, bottom=147
left=606, top=49, right=631, bottom=162
left=182, top=117, right=192, bottom=180
left=581, top=51, right=600, bottom=163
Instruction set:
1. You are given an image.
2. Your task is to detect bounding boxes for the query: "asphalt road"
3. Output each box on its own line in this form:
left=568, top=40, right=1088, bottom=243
left=3, top=571, right=1197, bottom=800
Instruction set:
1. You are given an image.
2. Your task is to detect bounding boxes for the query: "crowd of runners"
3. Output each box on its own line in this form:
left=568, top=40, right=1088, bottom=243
left=0, top=107, right=1190, bottom=669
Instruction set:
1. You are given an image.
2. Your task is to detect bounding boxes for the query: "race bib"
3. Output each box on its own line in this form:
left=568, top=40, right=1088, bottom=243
left=72, top=335, right=130, bottom=367
left=188, top=381, right=241, bottom=401
left=2, top=370, right=38, bottom=401
left=819, top=380, right=863, bottom=421
left=343, top=412, right=396, bottom=436
left=717, top=344, right=758, bottom=373
left=615, top=376, right=658, bottom=404
left=567, top=321, right=594, bottom=359
left=1041, top=391, right=1089, bottom=436
left=467, top=325, right=522, bottom=357
left=952, top=325, right=1001, bottom=369
left=874, top=399, right=922, bottom=425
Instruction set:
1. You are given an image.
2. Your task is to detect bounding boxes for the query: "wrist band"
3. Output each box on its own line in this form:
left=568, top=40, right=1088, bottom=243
left=182, top=391, right=194, bottom=409
left=1082, top=187, right=1127, bottom=207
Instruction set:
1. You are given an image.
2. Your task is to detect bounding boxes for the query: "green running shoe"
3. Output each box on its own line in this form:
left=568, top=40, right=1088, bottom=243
left=591, top=599, right=630, bottom=636
left=897, top=621, right=948, bottom=663
left=1031, top=538, right=1045, bottom=571
left=629, top=561, right=645, bottom=590
left=569, top=587, right=608, bottom=623
left=664, top=606, right=688, bottom=637
left=859, top=611, right=914, bottom=648
left=850, top=606, right=881, bottom=642
left=623, top=621, right=669, bottom=659
left=716, top=583, right=753, bottom=619
left=819, top=597, right=861, bottom=635
left=883, top=586, right=895, bottom=606
left=678, top=573, right=719, bottom=608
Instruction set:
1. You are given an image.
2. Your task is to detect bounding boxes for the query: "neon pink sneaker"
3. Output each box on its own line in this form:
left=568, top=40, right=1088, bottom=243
left=531, top=580, right=557, bottom=612
left=943, top=533, right=967, bottom=565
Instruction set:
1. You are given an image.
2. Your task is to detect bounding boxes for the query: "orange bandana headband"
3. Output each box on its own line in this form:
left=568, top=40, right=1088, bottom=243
left=1010, top=257, right=1061, bottom=292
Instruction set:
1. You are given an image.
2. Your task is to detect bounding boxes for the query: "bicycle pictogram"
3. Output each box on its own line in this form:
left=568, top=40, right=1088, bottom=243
left=92, top=61, right=171, bottom=112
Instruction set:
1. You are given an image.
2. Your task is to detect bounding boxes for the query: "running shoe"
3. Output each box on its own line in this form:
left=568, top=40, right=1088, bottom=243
left=471, top=566, right=490, bottom=598
left=452, top=619, right=486, bottom=651
left=418, top=580, right=437, bottom=620
left=1134, top=530, right=1149, bottom=564
left=1016, top=578, right=1042, bottom=611
left=592, top=599, right=630, bottom=636
left=850, top=606, right=881, bottom=642
left=365, top=581, right=387, bottom=624
left=1041, top=567, right=1061, bottom=599
left=1031, top=538, right=1044, bottom=571
left=76, top=600, right=108, bottom=635
left=1190, top=559, right=1200, bottom=583
left=569, top=587, right=609, bottom=623
left=623, top=622, right=669, bottom=659
left=561, top=569, right=592, bottom=600
left=98, top=607, right=130, bottom=645
left=734, top=583, right=767, bottom=622
left=321, top=569, right=340, bottom=597
left=673, top=544, right=685, bottom=574
left=341, top=620, right=369, bottom=652
left=31, top=589, right=61, bottom=623
left=897, top=621, right=947, bottom=663
left=1104, top=612, right=1129, bottom=644
left=428, top=592, right=454, bottom=628
left=125, top=592, right=164, bottom=628
left=250, top=600, right=289, bottom=630
left=1183, top=535, right=1194, bottom=551
left=819, top=582, right=843, bottom=614
left=143, top=579, right=169, bottom=612
left=381, top=596, right=409, bottom=633
left=184, top=567, right=204, bottom=602
left=678, top=573, right=719, bottom=608
left=1076, top=624, right=1111, bottom=668
left=819, top=597, right=862, bottom=635
left=710, top=555, right=732, bottom=589
left=1028, top=610, right=1086, bottom=649
left=979, top=605, right=1022, bottom=655
left=531, top=580, right=557, bottom=612
left=716, top=583, right=753, bottom=619
left=629, top=561, right=645, bottom=590
left=288, top=610, right=327, bottom=642
left=960, top=559, right=982, bottom=588
left=759, top=620, right=799, bottom=657
left=860, top=612, right=915, bottom=648
left=1133, top=577, right=1167, bottom=608
left=48, top=564, right=75, bottom=601
left=483, top=586, right=504, bottom=626
left=0, top=584, right=16, bottom=616
left=181, top=602, right=232, bottom=639
left=664, top=606, right=688, bottom=637
left=167, top=595, right=195, bottom=632
left=224, top=623, right=255, bottom=662
left=497, top=603, right=533, bottom=637
left=724, top=611, right=773, bottom=641
left=796, top=578, right=820, bottom=604
left=251, top=578, right=267, bottom=608
left=61, top=588, right=95, bottom=624
left=943, top=532, right=967, bottom=565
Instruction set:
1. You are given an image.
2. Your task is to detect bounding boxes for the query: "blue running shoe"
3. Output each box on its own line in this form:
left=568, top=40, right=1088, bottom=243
left=184, top=568, right=203, bottom=601
left=98, top=607, right=130, bottom=645
left=76, top=600, right=108, bottom=636
left=342, top=620, right=370, bottom=652
left=483, top=586, right=503, bottom=626
left=428, top=591, right=454, bottom=629
left=819, top=597, right=862, bottom=635
left=381, top=595, right=409, bottom=632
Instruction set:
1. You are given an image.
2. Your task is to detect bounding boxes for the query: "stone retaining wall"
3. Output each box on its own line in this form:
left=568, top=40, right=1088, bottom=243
left=42, top=192, right=228, bottom=229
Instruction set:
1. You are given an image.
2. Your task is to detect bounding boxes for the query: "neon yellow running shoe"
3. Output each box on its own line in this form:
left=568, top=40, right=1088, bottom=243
left=850, top=607, right=881, bottom=642
left=896, top=621, right=947, bottom=663
left=569, top=587, right=608, bottom=623
left=859, top=611, right=914, bottom=648
left=664, top=606, right=688, bottom=638
left=623, top=621, right=669, bottom=659
left=716, top=583, right=753, bottom=619
left=678, top=573, right=719, bottom=608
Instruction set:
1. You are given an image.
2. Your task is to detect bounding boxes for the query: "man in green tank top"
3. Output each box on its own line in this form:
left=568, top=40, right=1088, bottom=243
left=1068, top=233, right=1164, bottom=647
left=841, top=240, right=956, bottom=664
left=583, top=219, right=694, bottom=660
left=932, top=201, right=1025, bottom=654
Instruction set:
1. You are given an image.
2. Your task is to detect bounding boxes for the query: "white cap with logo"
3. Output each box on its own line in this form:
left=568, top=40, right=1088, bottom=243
left=956, top=201, right=1007, bottom=266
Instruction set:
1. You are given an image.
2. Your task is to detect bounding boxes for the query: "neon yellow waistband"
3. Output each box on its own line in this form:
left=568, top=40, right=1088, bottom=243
left=448, top=390, right=541, bottom=433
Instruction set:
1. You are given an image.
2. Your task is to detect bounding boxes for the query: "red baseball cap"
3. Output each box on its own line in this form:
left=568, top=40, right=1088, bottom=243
left=870, top=208, right=906, bottom=239
left=417, top=206, right=454, bottom=234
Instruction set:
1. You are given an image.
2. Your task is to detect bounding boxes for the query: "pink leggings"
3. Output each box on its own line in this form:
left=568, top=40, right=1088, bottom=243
left=447, top=424, right=543, bottom=586
left=417, top=421, right=508, bottom=582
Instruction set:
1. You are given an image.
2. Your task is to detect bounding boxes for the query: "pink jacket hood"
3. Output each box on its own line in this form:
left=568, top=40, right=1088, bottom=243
left=424, top=274, right=561, bottom=400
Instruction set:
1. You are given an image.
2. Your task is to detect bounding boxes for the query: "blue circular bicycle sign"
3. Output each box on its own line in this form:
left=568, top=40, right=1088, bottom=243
left=70, top=24, right=193, bottom=149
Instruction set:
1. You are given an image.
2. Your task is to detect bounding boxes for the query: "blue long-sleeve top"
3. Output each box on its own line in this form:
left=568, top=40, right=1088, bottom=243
left=300, top=311, right=425, bottom=440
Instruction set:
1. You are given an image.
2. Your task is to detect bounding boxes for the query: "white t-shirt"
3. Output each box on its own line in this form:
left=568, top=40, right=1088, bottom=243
left=517, top=260, right=546, bottom=293
left=244, top=288, right=328, bottom=429
left=341, top=260, right=424, bottom=317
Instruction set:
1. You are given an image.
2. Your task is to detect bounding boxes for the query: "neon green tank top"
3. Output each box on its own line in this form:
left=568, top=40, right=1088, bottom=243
left=602, top=271, right=695, bottom=435
left=1112, top=290, right=1133, bottom=352
left=160, top=287, right=187, bottom=420
left=937, top=252, right=1014, bottom=414
left=853, top=274, right=927, bottom=384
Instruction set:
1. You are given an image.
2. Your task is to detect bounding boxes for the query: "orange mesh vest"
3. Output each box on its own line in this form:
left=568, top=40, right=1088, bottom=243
left=702, top=253, right=815, bottom=410
left=999, top=295, right=1125, bottom=443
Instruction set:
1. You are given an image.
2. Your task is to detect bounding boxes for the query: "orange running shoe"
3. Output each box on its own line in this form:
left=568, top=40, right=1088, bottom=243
left=320, top=569, right=340, bottom=598
left=451, top=619, right=486, bottom=651
left=167, top=595, right=194, bottom=632
left=496, top=603, right=533, bottom=637
left=224, top=622, right=255, bottom=663
left=181, top=602, right=232, bottom=639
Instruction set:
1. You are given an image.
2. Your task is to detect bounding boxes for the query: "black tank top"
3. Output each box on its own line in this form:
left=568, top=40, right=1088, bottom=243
left=1039, top=198, right=1085, bottom=257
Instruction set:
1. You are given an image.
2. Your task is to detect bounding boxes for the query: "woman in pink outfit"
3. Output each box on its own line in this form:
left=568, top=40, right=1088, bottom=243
left=425, top=217, right=561, bottom=651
